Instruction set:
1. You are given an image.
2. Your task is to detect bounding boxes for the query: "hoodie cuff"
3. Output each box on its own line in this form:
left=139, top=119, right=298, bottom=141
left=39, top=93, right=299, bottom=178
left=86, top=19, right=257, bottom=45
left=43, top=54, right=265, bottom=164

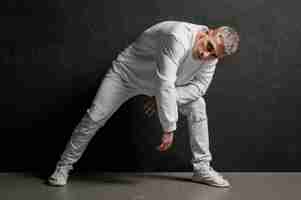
left=162, top=122, right=177, bottom=133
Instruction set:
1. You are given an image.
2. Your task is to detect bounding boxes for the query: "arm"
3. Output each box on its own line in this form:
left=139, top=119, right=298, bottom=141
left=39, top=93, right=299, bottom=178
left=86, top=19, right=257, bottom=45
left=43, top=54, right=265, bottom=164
left=176, top=59, right=218, bottom=105
left=155, top=34, right=187, bottom=133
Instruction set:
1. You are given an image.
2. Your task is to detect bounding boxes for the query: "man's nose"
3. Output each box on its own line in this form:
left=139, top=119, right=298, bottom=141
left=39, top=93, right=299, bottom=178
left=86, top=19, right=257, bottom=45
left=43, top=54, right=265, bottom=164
left=203, top=51, right=211, bottom=58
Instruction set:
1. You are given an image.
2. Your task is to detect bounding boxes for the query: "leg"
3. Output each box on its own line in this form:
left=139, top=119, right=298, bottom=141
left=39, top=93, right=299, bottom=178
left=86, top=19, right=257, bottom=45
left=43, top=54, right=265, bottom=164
left=49, top=68, right=137, bottom=186
left=58, top=68, right=137, bottom=167
left=178, top=97, right=212, bottom=171
left=177, top=88, right=230, bottom=187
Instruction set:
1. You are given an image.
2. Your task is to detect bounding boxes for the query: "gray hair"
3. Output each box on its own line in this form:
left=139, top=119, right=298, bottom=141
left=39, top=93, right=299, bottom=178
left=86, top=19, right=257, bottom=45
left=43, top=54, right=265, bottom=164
left=218, top=26, right=240, bottom=56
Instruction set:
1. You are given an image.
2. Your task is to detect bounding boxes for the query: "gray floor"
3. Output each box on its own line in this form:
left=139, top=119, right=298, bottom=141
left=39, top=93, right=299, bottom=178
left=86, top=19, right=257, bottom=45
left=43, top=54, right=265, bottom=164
left=0, top=172, right=300, bottom=200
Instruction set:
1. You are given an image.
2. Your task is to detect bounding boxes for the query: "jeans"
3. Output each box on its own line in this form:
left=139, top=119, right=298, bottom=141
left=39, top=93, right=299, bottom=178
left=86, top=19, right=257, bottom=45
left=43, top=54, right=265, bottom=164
left=57, top=67, right=212, bottom=172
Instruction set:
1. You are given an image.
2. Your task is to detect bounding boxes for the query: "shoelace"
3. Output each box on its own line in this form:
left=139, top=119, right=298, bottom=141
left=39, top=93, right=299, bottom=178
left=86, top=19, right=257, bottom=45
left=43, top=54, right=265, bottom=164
left=197, top=167, right=223, bottom=179
left=208, top=167, right=224, bottom=178
left=53, top=166, right=72, bottom=179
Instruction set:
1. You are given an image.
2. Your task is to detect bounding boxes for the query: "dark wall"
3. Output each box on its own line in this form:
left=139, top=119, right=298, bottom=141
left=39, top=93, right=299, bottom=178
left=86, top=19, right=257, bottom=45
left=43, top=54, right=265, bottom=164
left=4, top=0, right=301, bottom=172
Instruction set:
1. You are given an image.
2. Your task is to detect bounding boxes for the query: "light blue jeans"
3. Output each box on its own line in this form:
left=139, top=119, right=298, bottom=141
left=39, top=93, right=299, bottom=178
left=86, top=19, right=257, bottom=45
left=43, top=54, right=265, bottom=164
left=57, top=67, right=212, bottom=172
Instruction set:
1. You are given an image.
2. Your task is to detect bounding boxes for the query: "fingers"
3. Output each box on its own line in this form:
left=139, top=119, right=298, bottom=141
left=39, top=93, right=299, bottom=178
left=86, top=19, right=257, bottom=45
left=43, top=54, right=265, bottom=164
left=144, top=104, right=155, bottom=116
left=145, top=107, right=156, bottom=117
left=143, top=100, right=156, bottom=117
left=157, top=133, right=173, bottom=152
left=157, top=140, right=172, bottom=151
left=157, top=141, right=172, bottom=151
left=143, top=99, right=152, bottom=109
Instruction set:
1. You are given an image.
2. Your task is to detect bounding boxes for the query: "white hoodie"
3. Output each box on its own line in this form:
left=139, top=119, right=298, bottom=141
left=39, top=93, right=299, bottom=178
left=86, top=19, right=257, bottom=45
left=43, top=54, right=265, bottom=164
left=112, top=21, right=218, bottom=132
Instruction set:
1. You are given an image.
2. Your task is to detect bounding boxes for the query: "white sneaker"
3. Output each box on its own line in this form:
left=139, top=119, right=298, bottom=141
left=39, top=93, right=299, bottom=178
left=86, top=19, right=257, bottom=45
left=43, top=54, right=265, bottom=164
left=192, top=167, right=230, bottom=188
left=48, top=165, right=73, bottom=186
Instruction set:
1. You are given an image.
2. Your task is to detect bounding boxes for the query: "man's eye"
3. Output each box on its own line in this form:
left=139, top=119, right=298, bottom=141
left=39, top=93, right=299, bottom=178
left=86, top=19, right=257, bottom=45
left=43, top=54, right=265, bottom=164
left=206, top=41, right=214, bottom=52
left=211, top=53, right=218, bottom=58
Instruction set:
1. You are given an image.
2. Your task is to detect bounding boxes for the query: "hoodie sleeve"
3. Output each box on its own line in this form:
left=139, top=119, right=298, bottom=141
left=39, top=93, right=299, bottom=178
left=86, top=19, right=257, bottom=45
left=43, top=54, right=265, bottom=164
left=155, top=34, right=187, bottom=132
left=176, top=59, right=218, bottom=105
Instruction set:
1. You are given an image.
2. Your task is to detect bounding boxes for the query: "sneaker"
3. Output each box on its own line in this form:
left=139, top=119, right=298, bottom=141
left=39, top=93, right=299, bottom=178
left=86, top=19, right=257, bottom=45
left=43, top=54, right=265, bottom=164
left=48, top=165, right=73, bottom=186
left=192, top=167, right=230, bottom=188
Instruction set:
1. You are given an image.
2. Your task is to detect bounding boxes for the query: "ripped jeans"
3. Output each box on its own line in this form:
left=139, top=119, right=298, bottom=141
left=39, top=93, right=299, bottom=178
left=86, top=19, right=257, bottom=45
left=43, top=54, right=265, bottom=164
left=57, top=67, right=212, bottom=172
left=177, top=95, right=212, bottom=171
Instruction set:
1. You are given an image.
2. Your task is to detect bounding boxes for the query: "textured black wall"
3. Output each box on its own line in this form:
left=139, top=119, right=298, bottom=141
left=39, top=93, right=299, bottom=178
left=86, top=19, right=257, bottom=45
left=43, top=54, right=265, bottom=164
left=4, top=0, right=301, bottom=172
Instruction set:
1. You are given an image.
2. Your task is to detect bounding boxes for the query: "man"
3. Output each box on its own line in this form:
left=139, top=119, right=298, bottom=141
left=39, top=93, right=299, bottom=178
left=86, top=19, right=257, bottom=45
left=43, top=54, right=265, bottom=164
left=48, top=21, right=240, bottom=188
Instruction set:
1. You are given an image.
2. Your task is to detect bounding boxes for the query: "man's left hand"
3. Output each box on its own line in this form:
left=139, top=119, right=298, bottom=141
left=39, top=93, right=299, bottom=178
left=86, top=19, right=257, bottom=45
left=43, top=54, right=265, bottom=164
left=143, top=96, right=157, bottom=117
left=157, top=132, right=174, bottom=152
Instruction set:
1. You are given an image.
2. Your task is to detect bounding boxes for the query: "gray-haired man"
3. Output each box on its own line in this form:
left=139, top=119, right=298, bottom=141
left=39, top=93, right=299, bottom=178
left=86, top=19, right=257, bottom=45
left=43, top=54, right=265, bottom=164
left=48, top=21, right=240, bottom=188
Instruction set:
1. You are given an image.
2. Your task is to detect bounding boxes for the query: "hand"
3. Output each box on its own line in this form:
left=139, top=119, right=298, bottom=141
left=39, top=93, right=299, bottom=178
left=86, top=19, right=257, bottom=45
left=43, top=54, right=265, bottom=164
left=143, top=96, right=157, bottom=117
left=157, top=132, right=174, bottom=152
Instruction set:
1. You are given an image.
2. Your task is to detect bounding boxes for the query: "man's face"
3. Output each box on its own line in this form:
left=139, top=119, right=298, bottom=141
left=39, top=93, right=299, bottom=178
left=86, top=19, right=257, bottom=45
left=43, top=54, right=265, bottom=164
left=193, top=28, right=225, bottom=61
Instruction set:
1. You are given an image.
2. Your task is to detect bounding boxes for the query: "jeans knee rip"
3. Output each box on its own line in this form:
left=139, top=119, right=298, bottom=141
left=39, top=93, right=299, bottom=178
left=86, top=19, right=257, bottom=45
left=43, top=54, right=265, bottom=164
left=86, top=105, right=106, bottom=123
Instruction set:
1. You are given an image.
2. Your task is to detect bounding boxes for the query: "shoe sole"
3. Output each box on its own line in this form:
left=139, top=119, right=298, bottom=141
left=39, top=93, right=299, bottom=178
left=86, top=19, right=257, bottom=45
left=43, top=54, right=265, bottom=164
left=48, top=179, right=67, bottom=187
left=192, top=177, right=231, bottom=188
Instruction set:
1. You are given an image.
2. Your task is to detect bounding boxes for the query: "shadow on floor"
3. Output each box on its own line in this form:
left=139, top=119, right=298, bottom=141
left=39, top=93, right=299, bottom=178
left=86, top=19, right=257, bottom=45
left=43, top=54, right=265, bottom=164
left=29, top=171, right=196, bottom=186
